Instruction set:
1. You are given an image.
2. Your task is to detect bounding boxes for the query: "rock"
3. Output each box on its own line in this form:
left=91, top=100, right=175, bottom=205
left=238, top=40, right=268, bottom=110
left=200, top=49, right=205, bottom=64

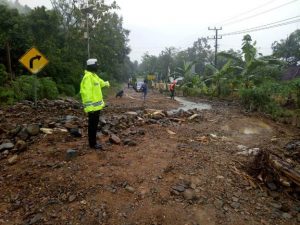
left=109, top=134, right=121, bottom=144
left=282, top=212, right=292, bottom=219
left=232, top=197, right=239, bottom=202
left=68, top=195, right=76, bottom=202
left=267, top=182, right=277, bottom=191
left=214, top=199, right=224, bottom=209
left=297, top=213, right=300, bottom=222
left=172, top=185, right=185, bottom=192
left=99, top=117, right=107, bottom=124
left=138, top=129, right=145, bottom=135
left=188, top=114, right=199, bottom=120
left=17, top=128, right=29, bottom=140
left=64, top=122, right=77, bottom=129
left=125, top=185, right=135, bottom=193
left=0, top=142, right=14, bottom=151
left=269, top=202, right=282, bottom=209
left=102, top=129, right=110, bottom=135
left=15, top=140, right=27, bottom=151
left=123, top=139, right=137, bottom=146
left=237, top=145, right=247, bottom=151
left=69, top=128, right=82, bottom=137
left=65, top=115, right=78, bottom=122
left=8, top=155, right=18, bottom=165
left=48, top=122, right=56, bottom=128
left=170, top=189, right=180, bottom=196
left=9, top=126, right=21, bottom=136
left=66, top=149, right=78, bottom=161
left=125, top=112, right=138, bottom=116
left=40, top=128, right=53, bottom=134
left=3, top=150, right=9, bottom=156
left=26, top=124, right=40, bottom=136
left=183, top=189, right=197, bottom=200
left=230, top=202, right=240, bottom=209
left=28, top=213, right=42, bottom=224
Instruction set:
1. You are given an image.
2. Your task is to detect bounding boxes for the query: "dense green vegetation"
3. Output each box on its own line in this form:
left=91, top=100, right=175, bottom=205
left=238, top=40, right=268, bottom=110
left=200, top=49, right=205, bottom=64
left=138, top=30, right=300, bottom=120
left=0, top=0, right=135, bottom=104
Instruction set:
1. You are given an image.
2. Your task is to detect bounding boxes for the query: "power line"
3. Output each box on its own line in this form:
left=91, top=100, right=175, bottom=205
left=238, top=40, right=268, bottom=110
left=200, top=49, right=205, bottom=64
left=219, top=0, right=278, bottom=25
left=221, top=18, right=300, bottom=36
left=223, top=15, right=300, bottom=35
left=222, top=0, right=299, bottom=26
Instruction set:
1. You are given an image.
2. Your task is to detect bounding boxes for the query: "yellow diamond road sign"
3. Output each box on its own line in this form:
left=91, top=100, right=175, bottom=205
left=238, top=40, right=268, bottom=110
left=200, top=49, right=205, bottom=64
left=19, top=47, right=49, bottom=74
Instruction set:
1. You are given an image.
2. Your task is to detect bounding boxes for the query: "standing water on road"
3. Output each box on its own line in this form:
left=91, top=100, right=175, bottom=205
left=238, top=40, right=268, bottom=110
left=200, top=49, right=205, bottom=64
left=169, top=97, right=211, bottom=113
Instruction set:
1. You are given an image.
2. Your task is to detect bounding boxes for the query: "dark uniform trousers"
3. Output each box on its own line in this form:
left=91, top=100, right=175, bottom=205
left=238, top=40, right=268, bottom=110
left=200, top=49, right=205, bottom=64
left=88, top=110, right=100, bottom=147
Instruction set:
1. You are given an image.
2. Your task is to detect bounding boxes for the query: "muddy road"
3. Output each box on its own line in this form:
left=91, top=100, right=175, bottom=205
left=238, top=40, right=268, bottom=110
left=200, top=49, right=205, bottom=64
left=0, top=87, right=299, bottom=225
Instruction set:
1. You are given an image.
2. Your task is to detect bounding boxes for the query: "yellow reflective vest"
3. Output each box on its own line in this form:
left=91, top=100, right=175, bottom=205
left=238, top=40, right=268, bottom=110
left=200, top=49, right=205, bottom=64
left=80, top=70, right=109, bottom=113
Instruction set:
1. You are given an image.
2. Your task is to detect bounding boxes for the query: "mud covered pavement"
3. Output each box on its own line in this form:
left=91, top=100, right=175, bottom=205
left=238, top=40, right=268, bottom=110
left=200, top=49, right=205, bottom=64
left=1, top=88, right=300, bottom=225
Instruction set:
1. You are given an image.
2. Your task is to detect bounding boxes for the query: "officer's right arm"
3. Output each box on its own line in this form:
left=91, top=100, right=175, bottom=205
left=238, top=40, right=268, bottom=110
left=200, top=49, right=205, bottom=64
left=80, top=76, right=92, bottom=103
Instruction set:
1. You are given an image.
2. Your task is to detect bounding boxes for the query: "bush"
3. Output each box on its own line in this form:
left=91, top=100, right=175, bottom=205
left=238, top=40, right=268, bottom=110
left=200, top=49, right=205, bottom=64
left=239, top=87, right=272, bottom=111
left=182, top=87, right=202, bottom=97
left=40, top=77, right=59, bottom=99
left=58, top=83, right=76, bottom=96
left=239, top=86, right=289, bottom=118
left=13, top=75, right=41, bottom=101
left=12, top=75, right=59, bottom=101
left=0, top=64, right=8, bottom=86
left=0, top=87, right=14, bottom=105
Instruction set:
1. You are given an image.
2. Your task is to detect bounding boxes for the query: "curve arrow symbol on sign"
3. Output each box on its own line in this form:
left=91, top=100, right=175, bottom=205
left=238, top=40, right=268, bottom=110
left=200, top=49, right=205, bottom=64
left=29, top=55, right=41, bottom=69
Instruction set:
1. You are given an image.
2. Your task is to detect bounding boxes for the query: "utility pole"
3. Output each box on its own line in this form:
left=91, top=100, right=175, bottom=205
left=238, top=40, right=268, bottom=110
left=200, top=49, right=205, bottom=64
left=208, top=27, right=222, bottom=67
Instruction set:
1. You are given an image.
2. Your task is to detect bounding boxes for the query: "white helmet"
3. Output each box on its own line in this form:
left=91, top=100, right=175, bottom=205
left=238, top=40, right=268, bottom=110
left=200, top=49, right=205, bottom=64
left=86, top=58, right=98, bottom=66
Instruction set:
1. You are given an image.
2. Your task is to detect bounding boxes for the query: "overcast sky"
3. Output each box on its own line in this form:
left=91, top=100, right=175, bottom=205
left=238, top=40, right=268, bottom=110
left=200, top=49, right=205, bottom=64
left=18, top=0, right=300, bottom=62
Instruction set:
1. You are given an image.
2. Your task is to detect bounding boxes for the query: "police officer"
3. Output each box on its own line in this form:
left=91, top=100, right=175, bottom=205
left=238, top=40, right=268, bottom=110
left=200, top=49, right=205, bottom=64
left=80, top=58, right=110, bottom=149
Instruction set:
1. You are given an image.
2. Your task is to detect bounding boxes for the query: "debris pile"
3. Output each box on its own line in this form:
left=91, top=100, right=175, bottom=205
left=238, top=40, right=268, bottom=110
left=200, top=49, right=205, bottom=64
left=249, top=142, right=300, bottom=199
left=1, top=99, right=206, bottom=162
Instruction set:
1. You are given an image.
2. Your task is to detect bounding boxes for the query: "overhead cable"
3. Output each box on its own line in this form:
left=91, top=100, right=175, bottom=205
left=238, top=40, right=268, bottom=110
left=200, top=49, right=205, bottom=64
left=222, top=0, right=299, bottom=26
left=221, top=18, right=300, bottom=36
left=219, top=0, right=278, bottom=25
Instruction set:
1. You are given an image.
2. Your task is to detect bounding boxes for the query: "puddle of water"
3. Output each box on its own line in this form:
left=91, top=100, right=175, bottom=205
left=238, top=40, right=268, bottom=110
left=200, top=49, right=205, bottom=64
left=243, top=127, right=260, bottom=134
left=169, top=97, right=211, bottom=113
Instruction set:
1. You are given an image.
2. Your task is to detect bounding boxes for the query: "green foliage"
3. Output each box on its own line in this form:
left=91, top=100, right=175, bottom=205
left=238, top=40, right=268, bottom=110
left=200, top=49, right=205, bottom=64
left=12, top=75, right=59, bottom=101
left=0, top=86, right=14, bottom=105
left=0, top=64, right=8, bottom=86
left=181, top=87, right=202, bottom=97
left=239, top=87, right=272, bottom=112
left=272, top=29, right=300, bottom=65
left=0, top=2, right=131, bottom=104
left=290, top=78, right=300, bottom=108
left=40, top=77, right=59, bottom=99
left=13, top=75, right=40, bottom=101
left=242, top=34, right=257, bottom=64
left=58, top=83, right=75, bottom=96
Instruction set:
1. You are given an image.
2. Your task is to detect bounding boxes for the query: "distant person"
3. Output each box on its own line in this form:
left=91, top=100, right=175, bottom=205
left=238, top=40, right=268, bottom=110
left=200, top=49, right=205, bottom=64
left=170, top=80, right=176, bottom=100
left=128, top=78, right=131, bottom=88
left=141, top=79, right=148, bottom=101
left=80, top=58, right=110, bottom=150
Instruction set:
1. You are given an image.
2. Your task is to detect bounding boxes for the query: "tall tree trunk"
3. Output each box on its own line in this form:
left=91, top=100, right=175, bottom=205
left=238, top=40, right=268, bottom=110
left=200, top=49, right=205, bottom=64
left=6, top=42, right=13, bottom=81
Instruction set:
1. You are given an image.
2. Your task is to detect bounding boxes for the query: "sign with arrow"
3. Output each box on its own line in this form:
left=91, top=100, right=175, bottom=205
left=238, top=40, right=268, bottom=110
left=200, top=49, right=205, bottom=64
left=19, top=47, right=49, bottom=74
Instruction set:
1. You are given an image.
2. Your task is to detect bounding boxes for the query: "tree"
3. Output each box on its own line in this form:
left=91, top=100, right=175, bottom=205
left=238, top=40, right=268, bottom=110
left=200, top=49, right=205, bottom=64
left=139, top=53, right=158, bottom=75
left=157, top=47, right=177, bottom=81
left=272, top=29, right=300, bottom=65
left=0, top=5, right=32, bottom=79
left=186, top=37, right=214, bottom=73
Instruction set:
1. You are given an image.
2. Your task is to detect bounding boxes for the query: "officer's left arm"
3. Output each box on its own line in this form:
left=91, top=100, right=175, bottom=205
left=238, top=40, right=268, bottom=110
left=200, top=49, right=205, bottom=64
left=99, top=78, right=110, bottom=88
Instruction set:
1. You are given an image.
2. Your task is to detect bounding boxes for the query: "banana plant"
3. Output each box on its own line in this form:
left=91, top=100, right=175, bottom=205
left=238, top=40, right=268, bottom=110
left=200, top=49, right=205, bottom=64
left=205, top=60, right=243, bottom=96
